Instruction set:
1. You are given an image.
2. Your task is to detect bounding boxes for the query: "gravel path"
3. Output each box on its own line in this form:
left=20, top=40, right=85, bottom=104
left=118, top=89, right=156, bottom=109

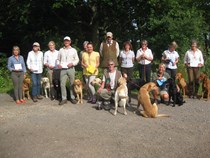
left=0, top=93, right=210, bottom=158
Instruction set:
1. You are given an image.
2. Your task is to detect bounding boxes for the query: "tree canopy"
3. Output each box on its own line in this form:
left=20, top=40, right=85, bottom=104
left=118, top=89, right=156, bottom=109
left=0, top=0, right=209, bottom=59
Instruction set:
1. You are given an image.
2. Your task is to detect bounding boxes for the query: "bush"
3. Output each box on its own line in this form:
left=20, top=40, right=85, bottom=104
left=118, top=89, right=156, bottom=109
left=0, top=54, right=13, bottom=93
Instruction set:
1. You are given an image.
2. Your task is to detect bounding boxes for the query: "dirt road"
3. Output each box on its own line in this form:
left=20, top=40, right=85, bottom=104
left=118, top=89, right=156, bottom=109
left=0, top=93, right=210, bottom=158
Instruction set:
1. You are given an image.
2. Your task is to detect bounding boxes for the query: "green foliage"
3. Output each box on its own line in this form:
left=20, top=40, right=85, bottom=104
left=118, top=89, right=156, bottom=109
left=0, top=54, right=13, bottom=93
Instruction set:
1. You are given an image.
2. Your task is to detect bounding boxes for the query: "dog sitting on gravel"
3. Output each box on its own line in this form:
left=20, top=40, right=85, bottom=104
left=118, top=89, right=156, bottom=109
left=114, top=77, right=128, bottom=116
left=198, top=72, right=210, bottom=100
left=167, top=78, right=185, bottom=107
left=41, top=77, right=50, bottom=98
left=52, top=69, right=61, bottom=100
left=136, top=82, right=169, bottom=118
left=22, top=77, right=31, bottom=100
left=73, top=79, right=83, bottom=104
left=175, top=72, right=187, bottom=97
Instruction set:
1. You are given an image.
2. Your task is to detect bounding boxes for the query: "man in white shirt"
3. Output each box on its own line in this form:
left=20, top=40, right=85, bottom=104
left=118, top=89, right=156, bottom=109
left=184, top=40, right=204, bottom=98
left=99, top=32, right=120, bottom=68
left=44, top=41, right=59, bottom=100
left=57, top=36, right=79, bottom=105
left=26, top=42, right=43, bottom=102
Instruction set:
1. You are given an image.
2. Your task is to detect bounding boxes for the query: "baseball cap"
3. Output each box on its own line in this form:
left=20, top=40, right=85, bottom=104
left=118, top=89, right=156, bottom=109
left=64, top=36, right=71, bottom=41
left=33, top=42, right=40, bottom=47
left=106, top=32, right=113, bottom=38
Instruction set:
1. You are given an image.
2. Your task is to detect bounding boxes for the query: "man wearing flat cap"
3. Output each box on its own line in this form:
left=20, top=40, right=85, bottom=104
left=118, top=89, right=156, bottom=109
left=99, top=32, right=120, bottom=69
left=57, top=36, right=79, bottom=105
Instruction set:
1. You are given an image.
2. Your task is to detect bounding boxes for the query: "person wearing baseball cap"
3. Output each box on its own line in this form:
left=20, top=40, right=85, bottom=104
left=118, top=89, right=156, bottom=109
left=26, top=42, right=43, bottom=102
left=57, top=36, right=79, bottom=105
left=99, top=32, right=120, bottom=69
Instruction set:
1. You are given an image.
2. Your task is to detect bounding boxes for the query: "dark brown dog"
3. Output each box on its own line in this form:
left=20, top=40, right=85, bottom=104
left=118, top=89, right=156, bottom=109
left=198, top=73, right=210, bottom=100
left=22, top=77, right=31, bottom=100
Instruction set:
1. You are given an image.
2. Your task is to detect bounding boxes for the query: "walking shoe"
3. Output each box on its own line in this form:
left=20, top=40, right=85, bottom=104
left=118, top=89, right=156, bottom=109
left=91, top=98, right=97, bottom=104
left=37, top=95, right=43, bottom=100
left=87, top=97, right=92, bottom=103
left=70, top=99, right=77, bottom=104
left=59, top=99, right=67, bottom=105
left=16, top=100, right=21, bottom=104
left=32, top=97, right=38, bottom=102
left=20, top=99, right=26, bottom=103
left=103, top=101, right=111, bottom=111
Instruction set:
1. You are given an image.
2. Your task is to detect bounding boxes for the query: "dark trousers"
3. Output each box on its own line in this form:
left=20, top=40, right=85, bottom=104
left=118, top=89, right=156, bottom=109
left=139, top=63, right=151, bottom=83
left=187, top=67, right=200, bottom=96
left=121, top=67, right=134, bottom=99
left=166, top=68, right=177, bottom=80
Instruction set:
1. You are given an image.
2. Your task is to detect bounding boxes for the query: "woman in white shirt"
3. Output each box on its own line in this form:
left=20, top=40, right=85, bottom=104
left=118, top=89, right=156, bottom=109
left=119, top=41, right=135, bottom=103
left=136, top=40, right=153, bottom=82
left=184, top=40, right=204, bottom=98
left=161, top=41, right=179, bottom=79
left=26, top=42, right=43, bottom=102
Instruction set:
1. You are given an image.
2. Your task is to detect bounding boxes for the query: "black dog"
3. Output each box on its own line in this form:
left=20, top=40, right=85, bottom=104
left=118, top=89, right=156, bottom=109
left=127, top=78, right=146, bottom=103
left=127, top=78, right=146, bottom=91
left=52, top=69, right=61, bottom=100
left=167, top=78, right=185, bottom=107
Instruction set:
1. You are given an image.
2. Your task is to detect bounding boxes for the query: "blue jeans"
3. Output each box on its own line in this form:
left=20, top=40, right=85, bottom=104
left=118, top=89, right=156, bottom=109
left=31, top=73, right=41, bottom=97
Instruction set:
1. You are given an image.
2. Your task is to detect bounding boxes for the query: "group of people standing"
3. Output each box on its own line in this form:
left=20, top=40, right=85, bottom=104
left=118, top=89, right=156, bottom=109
left=7, top=32, right=204, bottom=106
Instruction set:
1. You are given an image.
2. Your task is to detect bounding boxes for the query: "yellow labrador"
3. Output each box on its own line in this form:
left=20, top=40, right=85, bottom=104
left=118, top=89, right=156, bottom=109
left=41, top=77, right=50, bottom=98
left=114, top=77, right=128, bottom=116
left=74, top=79, right=83, bottom=104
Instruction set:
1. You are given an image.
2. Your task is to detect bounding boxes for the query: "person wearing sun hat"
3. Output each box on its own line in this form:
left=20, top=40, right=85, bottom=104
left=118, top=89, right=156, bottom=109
left=161, top=41, right=179, bottom=80
left=26, top=42, right=43, bottom=102
left=57, top=36, right=79, bottom=105
left=99, top=32, right=120, bottom=69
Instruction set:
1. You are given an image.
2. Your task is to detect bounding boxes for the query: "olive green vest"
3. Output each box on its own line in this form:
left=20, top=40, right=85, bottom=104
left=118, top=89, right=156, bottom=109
left=104, top=70, right=121, bottom=90
left=101, top=41, right=118, bottom=68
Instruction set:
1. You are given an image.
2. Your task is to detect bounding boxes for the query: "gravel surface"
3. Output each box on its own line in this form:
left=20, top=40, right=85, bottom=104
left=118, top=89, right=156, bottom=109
left=0, top=93, right=210, bottom=158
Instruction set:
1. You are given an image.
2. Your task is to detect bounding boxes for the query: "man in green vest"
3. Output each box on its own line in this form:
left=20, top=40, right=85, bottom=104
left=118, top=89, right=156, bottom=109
left=96, top=59, right=122, bottom=110
left=99, top=32, right=120, bottom=69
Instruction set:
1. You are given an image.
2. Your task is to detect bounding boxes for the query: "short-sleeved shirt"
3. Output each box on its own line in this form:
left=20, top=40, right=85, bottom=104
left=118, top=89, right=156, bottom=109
left=136, top=48, right=153, bottom=65
left=162, top=50, right=179, bottom=69
left=82, top=51, right=100, bottom=76
left=120, top=50, right=135, bottom=68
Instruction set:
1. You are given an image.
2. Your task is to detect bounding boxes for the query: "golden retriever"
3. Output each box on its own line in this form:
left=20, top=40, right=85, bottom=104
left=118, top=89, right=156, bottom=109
left=114, top=77, right=128, bottom=116
left=136, top=82, right=169, bottom=118
left=73, top=79, right=83, bottom=104
left=198, top=73, right=210, bottom=100
left=22, top=77, right=31, bottom=100
left=175, top=72, right=187, bottom=97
